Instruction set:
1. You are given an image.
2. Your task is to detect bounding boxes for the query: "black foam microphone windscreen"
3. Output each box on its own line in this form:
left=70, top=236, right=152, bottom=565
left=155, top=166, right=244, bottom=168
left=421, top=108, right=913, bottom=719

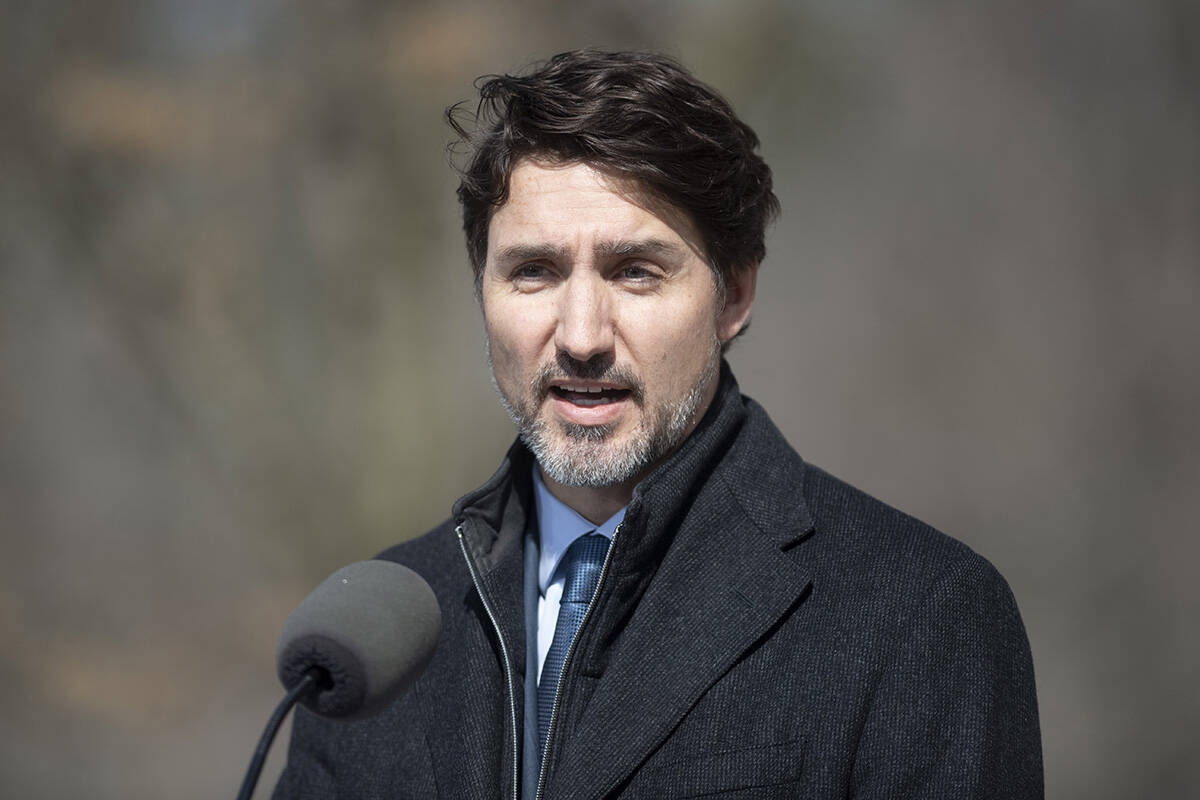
left=275, top=560, right=441, bottom=720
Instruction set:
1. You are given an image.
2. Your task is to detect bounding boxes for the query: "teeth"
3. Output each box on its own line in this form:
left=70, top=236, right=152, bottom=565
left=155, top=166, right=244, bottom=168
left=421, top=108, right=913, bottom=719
left=561, top=385, right=608, bottom=393
left=572, top=395, right=613, bottom=406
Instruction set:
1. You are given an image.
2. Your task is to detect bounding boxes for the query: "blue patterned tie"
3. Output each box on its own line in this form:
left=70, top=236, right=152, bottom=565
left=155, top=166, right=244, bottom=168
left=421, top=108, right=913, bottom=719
left=537, top=532, right=610, bottom=761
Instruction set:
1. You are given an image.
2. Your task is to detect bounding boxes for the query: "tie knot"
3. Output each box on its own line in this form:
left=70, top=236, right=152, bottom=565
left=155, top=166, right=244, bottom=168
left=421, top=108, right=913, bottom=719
left=561, top=533, right=609, bottom=604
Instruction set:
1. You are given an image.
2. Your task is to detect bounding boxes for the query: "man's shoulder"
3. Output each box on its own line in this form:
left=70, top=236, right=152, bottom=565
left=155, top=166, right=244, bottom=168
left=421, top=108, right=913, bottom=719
left=801, top=461, right=1002, bottom=587
left=734, top=397, right=1012, bottom=603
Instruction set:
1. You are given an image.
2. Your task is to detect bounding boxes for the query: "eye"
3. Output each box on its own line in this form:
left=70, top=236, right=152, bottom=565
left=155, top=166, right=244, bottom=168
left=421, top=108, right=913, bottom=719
left=513, top=263, right=547, bottom=279
left=509, top=262, right=555, bottom=289
left=617, top=262, right=661, bottom=282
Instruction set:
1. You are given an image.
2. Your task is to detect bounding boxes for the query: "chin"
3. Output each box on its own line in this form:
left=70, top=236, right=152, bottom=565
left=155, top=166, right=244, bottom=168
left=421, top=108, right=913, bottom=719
left=526, top=427, right=652, bottom=488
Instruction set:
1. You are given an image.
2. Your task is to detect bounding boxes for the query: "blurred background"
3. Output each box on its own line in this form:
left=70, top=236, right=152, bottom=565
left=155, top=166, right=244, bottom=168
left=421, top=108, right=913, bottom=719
left=2, top=0, right=1197, bottom=797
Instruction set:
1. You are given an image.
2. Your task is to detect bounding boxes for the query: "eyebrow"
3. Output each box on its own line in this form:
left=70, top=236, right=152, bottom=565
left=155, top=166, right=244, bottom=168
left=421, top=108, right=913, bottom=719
left=492, top=237, right=688, bottom=265
left=596, top=238, right=686, bottom=260
left=492, top=242, right=570, bottom=264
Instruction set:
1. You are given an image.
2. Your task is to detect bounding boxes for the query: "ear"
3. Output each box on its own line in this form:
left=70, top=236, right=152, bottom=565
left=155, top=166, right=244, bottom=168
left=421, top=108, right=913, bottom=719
left=716, top=264, right=759, bottom=343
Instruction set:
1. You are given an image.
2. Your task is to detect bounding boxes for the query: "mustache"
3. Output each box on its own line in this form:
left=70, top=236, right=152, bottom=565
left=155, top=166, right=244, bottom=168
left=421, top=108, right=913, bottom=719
left=531, top=352, right=644, bottom=402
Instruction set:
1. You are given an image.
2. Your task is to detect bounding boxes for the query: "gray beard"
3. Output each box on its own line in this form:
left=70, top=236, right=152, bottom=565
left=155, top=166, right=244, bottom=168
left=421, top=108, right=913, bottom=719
left=488, top=340, right=720, bottom=488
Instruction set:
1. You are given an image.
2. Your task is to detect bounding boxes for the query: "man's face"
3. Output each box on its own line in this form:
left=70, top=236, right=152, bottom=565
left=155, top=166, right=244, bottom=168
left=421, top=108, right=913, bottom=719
left=481, top=159, right=755, bottom=488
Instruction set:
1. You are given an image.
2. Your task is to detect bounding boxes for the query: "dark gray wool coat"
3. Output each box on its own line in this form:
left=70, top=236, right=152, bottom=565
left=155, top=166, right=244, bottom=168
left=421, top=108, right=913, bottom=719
left=274, top=365, right=1042, bottom=799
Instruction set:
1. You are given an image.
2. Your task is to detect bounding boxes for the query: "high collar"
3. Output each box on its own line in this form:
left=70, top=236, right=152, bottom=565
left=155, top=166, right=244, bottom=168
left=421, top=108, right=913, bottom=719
left=622, top=360, right=751, bottom=557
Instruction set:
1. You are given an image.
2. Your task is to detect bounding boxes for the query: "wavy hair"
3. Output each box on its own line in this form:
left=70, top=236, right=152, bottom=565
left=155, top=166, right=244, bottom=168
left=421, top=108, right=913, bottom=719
left=447, top=49, right=779, bottom=292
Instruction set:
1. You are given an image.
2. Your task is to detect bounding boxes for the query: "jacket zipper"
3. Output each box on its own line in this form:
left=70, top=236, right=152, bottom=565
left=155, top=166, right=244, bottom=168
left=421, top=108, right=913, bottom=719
left=534, top=521, right=622, bottom=800
left=456, top=523, right=520, bottom=800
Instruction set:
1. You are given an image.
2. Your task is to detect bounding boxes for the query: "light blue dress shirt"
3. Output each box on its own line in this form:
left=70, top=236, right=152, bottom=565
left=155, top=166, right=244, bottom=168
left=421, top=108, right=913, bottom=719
left=531, top=467, right=625, bottom=682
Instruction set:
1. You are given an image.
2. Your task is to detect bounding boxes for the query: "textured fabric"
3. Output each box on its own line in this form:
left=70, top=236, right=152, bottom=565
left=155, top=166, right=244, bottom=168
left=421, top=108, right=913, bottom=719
left=274, top=363, right=1043, bottom=800
left=537, top=533, right=610, bottom=760
left=522, top=528, right=543, bottom=800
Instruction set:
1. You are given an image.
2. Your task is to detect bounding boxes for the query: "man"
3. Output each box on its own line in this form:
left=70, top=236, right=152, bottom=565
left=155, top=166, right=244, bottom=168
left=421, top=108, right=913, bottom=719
left=275, top=49, right=1042, bottom=799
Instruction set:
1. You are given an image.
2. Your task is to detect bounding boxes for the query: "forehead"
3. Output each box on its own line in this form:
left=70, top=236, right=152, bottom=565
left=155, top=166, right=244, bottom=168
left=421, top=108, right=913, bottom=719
left=486, top=159, right=707, bottom=263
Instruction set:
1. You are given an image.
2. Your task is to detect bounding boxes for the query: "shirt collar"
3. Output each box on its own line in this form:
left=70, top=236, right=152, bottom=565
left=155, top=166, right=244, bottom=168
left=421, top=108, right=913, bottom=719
left=532, top=466, right=625, bottom=594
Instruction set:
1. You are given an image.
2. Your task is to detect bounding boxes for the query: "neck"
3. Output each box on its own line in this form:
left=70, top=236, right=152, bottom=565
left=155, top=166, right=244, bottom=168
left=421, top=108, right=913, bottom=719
left=539, top=470, right=635, bottom=526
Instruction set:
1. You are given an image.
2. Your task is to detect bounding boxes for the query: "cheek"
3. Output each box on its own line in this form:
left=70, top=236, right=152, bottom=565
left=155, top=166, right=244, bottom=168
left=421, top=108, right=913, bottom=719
left=485, top=306, right=544, bottom=381
left=486, top=326, right=521, bottom=375
left=624, top=308, right=718, bottom=381
left=487, top=294, right=558, bottom=348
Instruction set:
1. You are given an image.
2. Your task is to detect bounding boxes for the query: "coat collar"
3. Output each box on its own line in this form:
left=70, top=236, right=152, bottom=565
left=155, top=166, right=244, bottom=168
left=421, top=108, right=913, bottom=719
left=628, top=359, right=815, bottom=552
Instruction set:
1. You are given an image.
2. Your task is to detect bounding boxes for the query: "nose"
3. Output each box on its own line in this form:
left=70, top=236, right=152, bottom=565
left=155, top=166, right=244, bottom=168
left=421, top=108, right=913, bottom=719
left=554, top=271, right=614, bottom=362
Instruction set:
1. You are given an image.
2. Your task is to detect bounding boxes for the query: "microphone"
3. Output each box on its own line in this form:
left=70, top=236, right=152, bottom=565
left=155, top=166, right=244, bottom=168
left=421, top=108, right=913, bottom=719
left=276, top=559, right=442, bottom=719
left=237, top=560, right=440, bottom=800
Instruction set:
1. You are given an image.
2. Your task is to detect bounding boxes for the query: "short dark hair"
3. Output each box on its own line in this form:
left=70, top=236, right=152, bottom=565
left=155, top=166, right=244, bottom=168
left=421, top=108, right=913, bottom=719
left=447, top=49, right=779, bottom=291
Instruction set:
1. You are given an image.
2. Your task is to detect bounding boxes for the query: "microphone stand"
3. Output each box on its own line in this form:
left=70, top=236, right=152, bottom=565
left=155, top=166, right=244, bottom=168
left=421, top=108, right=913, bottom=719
left=236, top=669, right=321, bottom=800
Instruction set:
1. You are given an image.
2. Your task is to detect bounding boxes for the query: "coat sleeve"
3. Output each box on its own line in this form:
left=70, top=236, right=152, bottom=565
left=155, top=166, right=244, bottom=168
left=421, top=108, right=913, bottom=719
left=850, top=553, right=1043, bottom=799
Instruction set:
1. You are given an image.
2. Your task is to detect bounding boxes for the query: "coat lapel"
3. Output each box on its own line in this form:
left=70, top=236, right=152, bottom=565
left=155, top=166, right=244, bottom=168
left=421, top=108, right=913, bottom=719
left=548, top=481, right=813, bottom=800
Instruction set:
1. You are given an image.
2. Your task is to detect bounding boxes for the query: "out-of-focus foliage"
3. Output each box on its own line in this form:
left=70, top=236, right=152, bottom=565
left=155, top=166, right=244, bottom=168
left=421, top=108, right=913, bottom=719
left=1, top=1, right=1196, bottom=797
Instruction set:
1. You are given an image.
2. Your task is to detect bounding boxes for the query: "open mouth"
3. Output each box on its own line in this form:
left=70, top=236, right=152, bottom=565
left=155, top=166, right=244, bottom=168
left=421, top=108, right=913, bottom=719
left=550, top=384, right=632, bottom=407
